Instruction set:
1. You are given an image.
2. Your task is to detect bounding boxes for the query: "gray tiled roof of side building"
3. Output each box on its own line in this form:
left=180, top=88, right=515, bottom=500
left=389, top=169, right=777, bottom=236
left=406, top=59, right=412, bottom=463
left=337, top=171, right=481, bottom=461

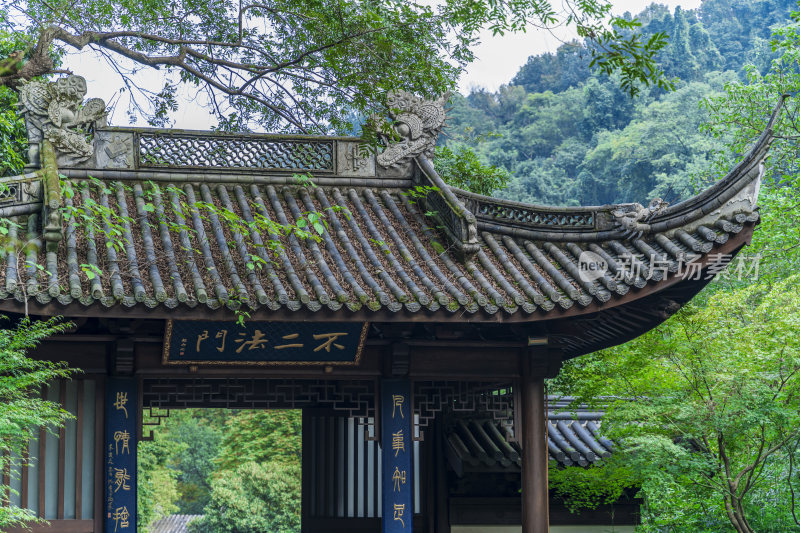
left=445, top=397, right=616, bottom=474
left=148, top=514, right=203, bottom=533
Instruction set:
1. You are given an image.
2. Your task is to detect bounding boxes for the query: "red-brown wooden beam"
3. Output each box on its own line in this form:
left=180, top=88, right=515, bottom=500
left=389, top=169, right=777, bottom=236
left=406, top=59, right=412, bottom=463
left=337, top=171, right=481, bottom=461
left=521, top=362, right=548, bottom=533
left=21, top=446, right=28, bottom=509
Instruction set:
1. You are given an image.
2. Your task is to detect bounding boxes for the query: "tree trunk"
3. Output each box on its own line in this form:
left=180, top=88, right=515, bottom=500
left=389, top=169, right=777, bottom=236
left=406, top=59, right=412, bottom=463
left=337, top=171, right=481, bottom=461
left=723, top=495, right=747, bottom=533
left=0, top=28, right=57, bottom=87
left=724, top=493, right=755, bottom=533
left=734, top=496, right=755, bottom=533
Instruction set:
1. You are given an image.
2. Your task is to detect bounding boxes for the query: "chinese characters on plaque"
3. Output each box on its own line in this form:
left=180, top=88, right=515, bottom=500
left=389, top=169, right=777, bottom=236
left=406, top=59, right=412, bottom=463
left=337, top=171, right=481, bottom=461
left=381, top=379, right=413, bottom=532
left=105, top=378, right=137, bottom=533
left=163, top=320, right=368, bottom=365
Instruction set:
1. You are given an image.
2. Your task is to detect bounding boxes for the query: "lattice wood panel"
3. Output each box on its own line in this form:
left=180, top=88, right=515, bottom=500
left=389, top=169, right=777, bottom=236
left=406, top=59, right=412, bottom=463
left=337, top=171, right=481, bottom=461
left=141, top=378, right=375, bottom=419
left=413, top=381, right=515, bottom=440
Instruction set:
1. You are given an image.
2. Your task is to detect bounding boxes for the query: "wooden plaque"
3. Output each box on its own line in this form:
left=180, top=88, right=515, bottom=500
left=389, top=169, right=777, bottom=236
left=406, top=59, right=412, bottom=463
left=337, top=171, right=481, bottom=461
left=163, top=320, right=369, bottom=366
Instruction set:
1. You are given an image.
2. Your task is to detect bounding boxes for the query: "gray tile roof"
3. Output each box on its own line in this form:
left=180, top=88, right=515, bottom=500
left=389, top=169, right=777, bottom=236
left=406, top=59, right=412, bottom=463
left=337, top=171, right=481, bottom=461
left=0, top=174, right=759, bottom=314
left=445, top=398, right=615, bottom=475
left=149, top=514, right=203, bottom=533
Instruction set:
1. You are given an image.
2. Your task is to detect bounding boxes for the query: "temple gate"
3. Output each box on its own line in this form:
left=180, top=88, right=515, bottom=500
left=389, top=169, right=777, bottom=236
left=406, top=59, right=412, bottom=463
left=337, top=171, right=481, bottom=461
left=0, top=76, right=781, bottom=532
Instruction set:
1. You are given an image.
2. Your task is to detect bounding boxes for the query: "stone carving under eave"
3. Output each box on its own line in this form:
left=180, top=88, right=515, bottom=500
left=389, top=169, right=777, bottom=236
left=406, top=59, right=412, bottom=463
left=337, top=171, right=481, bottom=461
left=17, top=75, right=107, bottom=168
left=376, top=91, right=449, bottom=169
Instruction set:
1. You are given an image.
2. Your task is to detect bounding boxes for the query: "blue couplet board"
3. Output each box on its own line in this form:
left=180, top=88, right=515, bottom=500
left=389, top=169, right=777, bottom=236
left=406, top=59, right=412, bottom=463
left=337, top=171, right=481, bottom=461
left=381, top=379, right=413, bottom=533
left=105, top=378, right=137, bottom=533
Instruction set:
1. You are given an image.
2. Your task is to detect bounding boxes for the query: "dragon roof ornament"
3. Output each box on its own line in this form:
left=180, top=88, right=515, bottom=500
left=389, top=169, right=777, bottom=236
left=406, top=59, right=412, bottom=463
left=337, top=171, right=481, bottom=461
left=17, top=75, right=107, bottom=167
left=612, top=198, right=669, bottom=240
left=376, top=91, right=449, bottom=169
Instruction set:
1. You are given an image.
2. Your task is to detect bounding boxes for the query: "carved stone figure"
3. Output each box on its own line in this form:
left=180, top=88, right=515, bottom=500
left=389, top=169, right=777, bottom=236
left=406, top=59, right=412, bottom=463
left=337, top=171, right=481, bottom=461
left=17, top=75, right=107, bottom=167
left=612, top=197, right=669, bottom=239
left=376, top=91, right=448, bottom=169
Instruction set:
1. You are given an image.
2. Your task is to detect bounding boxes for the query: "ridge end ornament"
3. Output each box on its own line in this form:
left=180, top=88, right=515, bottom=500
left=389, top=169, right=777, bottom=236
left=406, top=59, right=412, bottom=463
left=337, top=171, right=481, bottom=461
left=612, top=197, right=669, bottom=240
left=17, top=75, right=107, bottom=167
left=376, top=90, right=449, bottom=169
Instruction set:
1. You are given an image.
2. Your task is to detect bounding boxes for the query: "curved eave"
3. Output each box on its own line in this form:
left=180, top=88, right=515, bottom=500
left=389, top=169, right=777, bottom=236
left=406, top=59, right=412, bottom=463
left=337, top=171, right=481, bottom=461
left=443, top=96, right=784, bottom=243
left=550, top=261, right=726, bottom=359
left=0, top=223, right=754, bottom=359
left=652, top=95, right=785, bottom=224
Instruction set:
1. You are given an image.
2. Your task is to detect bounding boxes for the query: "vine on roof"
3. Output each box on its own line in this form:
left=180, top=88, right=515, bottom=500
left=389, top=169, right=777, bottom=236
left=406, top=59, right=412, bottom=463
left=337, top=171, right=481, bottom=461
left=0, top=173, right=345, bottom=324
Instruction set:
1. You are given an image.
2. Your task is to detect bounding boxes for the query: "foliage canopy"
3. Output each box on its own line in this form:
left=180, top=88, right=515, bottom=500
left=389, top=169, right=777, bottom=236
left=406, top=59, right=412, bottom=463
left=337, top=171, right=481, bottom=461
left=552, top=275, right=800, bottom=532
left=188, top=461, right=301, bottom=533
left=445, top=0, right=798, bottom=207
left=3, top=0, right=671, bottom=132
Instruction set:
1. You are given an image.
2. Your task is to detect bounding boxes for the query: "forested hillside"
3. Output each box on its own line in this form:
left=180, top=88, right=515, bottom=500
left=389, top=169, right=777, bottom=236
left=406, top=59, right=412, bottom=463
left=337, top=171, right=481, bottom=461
left=445, top=0, right=797, bottom=206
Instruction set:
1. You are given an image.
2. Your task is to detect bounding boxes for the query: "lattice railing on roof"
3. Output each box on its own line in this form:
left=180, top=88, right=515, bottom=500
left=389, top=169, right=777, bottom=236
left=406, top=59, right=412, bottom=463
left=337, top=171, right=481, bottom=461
left=0, top=182, right=22, bottom=204
left=138, top=132, right=335, bottom=172
left=458, top=194, right=596, bottom=229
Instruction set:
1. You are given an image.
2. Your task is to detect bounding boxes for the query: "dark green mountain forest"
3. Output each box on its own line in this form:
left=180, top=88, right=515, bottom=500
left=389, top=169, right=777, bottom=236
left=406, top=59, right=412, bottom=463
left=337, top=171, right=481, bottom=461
left=444, top=0, right=797, bottom=207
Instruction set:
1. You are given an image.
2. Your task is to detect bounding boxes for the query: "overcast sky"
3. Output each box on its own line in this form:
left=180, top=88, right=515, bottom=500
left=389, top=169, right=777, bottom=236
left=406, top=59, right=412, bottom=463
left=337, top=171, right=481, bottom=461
left=460, top=0, right=703, bottom=92
left=64, top=0, right=703, bottom=130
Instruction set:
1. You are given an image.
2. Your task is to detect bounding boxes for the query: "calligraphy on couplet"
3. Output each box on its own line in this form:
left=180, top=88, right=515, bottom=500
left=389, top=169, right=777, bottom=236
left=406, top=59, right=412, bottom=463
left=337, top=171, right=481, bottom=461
left=381, top=379, right=413, bottom=532
left=105, top=378, right=137, bottom=533
left=163, top=320, right=368, bottom=365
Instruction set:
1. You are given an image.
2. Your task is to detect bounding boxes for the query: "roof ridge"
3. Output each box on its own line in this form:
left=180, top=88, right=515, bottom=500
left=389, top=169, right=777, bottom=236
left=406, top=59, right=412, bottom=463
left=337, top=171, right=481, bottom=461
left=414, top=155, right=479, bottom=259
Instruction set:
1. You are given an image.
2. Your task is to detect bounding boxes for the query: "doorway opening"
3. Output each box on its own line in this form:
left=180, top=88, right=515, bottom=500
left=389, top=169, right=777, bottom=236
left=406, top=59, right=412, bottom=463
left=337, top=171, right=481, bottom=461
left=137, top=408, right=302, bottom=533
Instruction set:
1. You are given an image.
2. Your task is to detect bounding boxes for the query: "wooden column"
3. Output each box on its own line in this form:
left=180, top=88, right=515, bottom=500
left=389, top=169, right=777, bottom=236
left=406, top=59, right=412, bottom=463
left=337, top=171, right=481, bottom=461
left=433, top=421, right=450, bottom=533
left=521, top=364, right=548, bottom=533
